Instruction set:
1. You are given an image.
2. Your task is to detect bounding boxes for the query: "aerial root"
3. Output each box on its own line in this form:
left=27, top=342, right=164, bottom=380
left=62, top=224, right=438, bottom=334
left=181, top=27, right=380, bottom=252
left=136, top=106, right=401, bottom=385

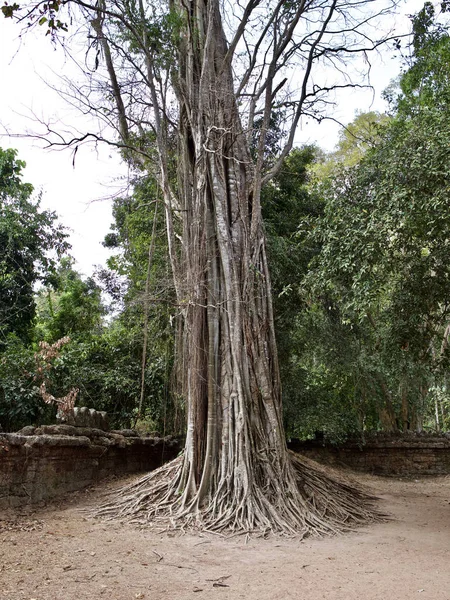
left=93, top=452, right=385, bottom=536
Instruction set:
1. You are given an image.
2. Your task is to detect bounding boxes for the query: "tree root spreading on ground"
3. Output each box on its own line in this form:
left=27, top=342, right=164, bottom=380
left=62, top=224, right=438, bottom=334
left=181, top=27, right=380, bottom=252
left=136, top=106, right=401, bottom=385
left=94, top=452, right=384, bottom=537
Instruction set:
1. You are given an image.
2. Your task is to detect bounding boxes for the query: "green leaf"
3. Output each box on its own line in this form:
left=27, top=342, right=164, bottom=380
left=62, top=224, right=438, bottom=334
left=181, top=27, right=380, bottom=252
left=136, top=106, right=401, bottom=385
left=1, top=3, right=20, bottom=18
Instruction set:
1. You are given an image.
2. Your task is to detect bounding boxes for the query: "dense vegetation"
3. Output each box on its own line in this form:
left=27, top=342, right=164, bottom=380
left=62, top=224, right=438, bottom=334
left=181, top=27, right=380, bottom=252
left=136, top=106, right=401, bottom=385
left=1, top=3, right=449, bottom=441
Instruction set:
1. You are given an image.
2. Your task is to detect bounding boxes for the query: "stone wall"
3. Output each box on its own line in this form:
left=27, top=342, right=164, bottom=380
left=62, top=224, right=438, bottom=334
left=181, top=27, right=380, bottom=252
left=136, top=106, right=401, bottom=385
left=289, top=435, right=450, bottom=476
left=2, top=429, right=449, bottom=509
left=0, top=425, right=180, bottom=509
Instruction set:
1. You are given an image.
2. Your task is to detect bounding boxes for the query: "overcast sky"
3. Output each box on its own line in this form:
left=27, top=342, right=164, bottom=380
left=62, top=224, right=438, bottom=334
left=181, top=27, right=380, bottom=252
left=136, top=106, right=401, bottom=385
left=0, top=19, right=130, bottom=277
left=0, top=0, right=423, bottom=277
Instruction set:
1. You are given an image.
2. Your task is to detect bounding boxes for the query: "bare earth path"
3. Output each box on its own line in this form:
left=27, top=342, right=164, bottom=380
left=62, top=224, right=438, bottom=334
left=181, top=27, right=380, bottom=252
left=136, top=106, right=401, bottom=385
left=1, top=471, right=449, bottom=600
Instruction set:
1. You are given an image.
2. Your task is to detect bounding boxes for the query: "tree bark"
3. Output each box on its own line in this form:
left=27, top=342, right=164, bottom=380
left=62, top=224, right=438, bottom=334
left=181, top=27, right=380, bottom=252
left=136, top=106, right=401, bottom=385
left=168, top=0, right=292, bottom=526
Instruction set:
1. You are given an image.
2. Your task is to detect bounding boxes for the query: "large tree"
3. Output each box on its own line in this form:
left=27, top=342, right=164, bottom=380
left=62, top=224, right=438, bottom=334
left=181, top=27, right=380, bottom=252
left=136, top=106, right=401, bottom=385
left=305, top=4, right=450, bottom=434
left=0, top=147, right=69, bottom=430
left=4, top=0, right=398, bottom=533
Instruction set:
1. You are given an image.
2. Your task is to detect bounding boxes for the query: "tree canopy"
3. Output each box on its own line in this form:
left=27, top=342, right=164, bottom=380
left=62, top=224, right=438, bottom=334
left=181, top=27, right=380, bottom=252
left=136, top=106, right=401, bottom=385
left=300, top=3, right=450, bottom=434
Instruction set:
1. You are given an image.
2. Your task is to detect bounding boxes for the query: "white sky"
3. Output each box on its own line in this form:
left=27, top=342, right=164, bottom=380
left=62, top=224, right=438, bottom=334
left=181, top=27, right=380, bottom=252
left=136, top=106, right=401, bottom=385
left=0, top=0, right=424, bottom=276
left=0, top=19, right=129, bottom=277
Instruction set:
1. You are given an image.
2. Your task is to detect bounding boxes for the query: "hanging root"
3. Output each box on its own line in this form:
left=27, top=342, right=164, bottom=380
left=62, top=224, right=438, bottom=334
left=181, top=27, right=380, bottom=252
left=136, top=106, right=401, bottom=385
left=93, top=451, right=385, bottom=537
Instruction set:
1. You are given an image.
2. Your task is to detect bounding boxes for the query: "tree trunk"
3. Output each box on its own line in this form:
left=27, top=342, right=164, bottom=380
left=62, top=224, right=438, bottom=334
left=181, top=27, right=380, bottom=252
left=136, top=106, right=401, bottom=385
left=137, top=200, right=159, bottom=422
left=435, top=396, right=441, bottom=432
left=415, top=384, right=428, bottom=433
left=400, top=379, right=409, bottom=432
left=170, top=0, right=297, bottom=528
left=376, top=376, right=398, bottom=432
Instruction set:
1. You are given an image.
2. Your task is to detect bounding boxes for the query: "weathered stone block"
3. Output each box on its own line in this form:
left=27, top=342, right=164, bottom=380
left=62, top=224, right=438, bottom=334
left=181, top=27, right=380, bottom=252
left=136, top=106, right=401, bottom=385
left=56, top=407, right=110, bottom=430
left=0, top=431, right=181, bottom=509
left=288, top=435, right=450, bottom=476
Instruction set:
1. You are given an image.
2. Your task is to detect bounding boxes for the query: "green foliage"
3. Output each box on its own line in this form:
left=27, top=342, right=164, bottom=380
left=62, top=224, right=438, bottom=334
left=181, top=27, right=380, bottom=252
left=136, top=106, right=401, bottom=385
left=0, top=335, right=47, bottom=431
left=0, top=148, right=69, bottom=346
left=269, top=6, right=450, bottom=438
left=33, top=324, right=169, bottom=429
left=312, top=111, right=390, bottom=181
left=0, top=161, right=177, bottom=432
left=35, top=257, right=105, bottom=342
left=391, top=2, right=450, bottom=115
left=116, top=2, right=183, bottom=72
left=262, top=141, right=385, bottom=440
left=302, top=11, right=450, bottom=434
left=262, top=146, right=333, bottom=437
left=101, top=175, right=177, bottom=430
left=1, top=0, right=67, bottom=34
left=1, top=2, right=20, bottom=18
left=0, top=147, right=70, bottom=430
left=312, top=60, right=450, bottom=365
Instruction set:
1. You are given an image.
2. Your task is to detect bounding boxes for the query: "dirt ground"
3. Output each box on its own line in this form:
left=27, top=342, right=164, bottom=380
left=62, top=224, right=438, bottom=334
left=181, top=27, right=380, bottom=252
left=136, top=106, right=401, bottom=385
left=1, top=469, right=449, bottom=600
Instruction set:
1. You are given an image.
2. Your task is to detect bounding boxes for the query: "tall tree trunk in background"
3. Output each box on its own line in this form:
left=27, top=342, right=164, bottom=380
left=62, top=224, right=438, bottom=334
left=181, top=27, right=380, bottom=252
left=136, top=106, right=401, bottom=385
left=400, top=378, right=409, bottom=432
left=435, top=396, right=441, bottom=431
left=137, top=201, right=159, bottom=422
left=376, top=376, right=398, bottom=432
left=416, top=388, right=425, bottom=433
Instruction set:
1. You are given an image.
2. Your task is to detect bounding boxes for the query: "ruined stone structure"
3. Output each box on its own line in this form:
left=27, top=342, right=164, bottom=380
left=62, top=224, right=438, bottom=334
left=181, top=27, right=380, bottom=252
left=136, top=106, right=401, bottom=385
left=289, top=434, right=450, bottom=476
left=1, top=430, right=450, bottom=509
left=56, top=406, right=110, bottom=430
left=0, top=426, right=180, bottom=508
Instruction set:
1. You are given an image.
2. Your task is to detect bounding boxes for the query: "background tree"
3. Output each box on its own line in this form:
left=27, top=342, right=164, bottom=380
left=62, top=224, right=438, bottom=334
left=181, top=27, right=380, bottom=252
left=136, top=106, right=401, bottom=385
left=0, top=148, right=69, bottom=346
left=0, top=147, right=69, bottom=429
left=313, top=111, right=391, bottom=181
left=261, top=146, right=328, bottom=436
left=303, top=4, right=450, bottom=434
left=36, top=257, right=105, bottom=342
left=0, top=162, right=176, bottom=433
left=101, top=175, right=179, bottom=432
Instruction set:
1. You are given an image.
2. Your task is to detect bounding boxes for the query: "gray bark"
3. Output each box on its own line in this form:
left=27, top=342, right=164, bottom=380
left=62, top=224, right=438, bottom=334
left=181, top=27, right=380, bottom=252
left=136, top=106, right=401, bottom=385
left=173, top=0, right=285, bottom=509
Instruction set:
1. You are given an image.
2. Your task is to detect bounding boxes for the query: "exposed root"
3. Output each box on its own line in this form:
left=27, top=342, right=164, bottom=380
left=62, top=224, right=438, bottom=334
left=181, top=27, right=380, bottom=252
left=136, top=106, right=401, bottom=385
left=94, top=452, right=385, bottom=537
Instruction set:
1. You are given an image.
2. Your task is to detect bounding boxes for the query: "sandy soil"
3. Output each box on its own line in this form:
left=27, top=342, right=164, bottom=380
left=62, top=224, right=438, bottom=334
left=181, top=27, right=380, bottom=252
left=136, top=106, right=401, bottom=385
left=1, top=470, right=449, bottom=600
